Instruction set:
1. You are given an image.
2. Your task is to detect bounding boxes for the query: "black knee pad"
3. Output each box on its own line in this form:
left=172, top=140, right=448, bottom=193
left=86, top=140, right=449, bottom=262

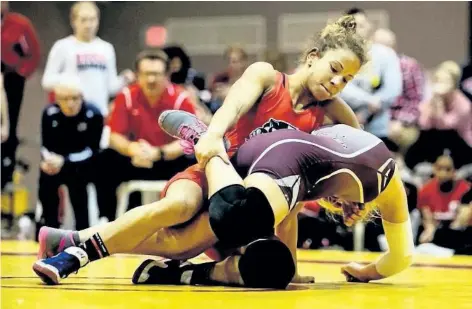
left=239, top=238, right=295, bottom=289
left=208, top=185, right=275, bottom=248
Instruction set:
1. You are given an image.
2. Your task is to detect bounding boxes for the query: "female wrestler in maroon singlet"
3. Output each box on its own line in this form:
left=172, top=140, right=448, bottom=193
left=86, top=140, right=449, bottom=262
left=34, top=114, right=413, bottom=289
left=33, top=15, right=370, bottom=287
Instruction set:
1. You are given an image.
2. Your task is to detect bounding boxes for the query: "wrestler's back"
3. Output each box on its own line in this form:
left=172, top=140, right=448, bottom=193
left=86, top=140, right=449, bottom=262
left=234, top=125, right=396, bottom=203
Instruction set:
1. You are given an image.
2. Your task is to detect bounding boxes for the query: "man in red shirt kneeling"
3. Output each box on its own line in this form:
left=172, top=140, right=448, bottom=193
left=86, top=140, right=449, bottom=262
left=418, top=154, right=471, bottom=249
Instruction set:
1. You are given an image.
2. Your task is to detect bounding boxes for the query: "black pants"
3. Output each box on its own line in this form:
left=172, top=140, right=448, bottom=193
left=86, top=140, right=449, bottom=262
left=93, top=149, right=196, bottom=221
left=1, top=68, right=26, bottom=190
left=380, top=136, right=399, bottom=153
left=363, top=217, right=385, bottom=252
left=37, top=162, right=93, bottom=231
left=432, top=223, right=472, bottom=253
left=454, top=227, right=472, bottom=255
left=416, top=221, right=472, bottom=254
left=297, top=211, right=353, bottom=251
left=405, top=129, right=472, bottom=169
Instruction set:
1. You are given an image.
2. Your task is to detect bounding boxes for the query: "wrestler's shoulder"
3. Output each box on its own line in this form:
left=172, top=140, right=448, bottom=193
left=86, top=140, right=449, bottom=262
left=244, top=62, right=277, bottom=85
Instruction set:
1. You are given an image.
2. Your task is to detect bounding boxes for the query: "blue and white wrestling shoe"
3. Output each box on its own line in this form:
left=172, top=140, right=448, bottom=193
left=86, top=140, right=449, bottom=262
left=158, top=110, right=229, bottom=154
left=32, top=247, right=89, bottom=285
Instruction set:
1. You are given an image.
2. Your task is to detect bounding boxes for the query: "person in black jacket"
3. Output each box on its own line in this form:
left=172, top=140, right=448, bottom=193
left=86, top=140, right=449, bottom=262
left=37, top=75, right=103, bottom=231
left=459, top=60, right=472, bottom=103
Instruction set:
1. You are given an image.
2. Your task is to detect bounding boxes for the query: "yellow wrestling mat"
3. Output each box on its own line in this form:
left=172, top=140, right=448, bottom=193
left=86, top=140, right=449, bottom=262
left=2, top=241, right=472, bottom=309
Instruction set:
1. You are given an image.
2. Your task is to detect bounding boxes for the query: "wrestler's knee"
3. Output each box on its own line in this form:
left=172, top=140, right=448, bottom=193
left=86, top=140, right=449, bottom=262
left=162, top=180, right=204, bottom=223
left=208, top=185, right=275, bottom=248
left=239, top=238, right=295, bottom=289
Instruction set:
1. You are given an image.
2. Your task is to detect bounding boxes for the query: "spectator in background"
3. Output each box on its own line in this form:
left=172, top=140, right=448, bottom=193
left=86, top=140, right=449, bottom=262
left=164, top=45, right=205, bottom=89
left=340, top=8, right=402, bottom=151
left=373, top=28, right=424, bottom=155
left=459, top=60, right=472, bottom=103
left=1, top=74, right=10, bottom=191
left=1, top=0, right=41, bottom=189
left=452, top=187, right=472, bottom=231
left=263, top=50, right=288, bottom=73
left=36, top=75, right=103, bottom=232
left=421, top=69, right=437, bottom=102
left=208, top=44, right=249, bottom=112
left=41, top=1, right=134, bottom=116
left=451, top=188, right=472, bottom=255
left=1, top=75, right=9, bottom=144
left=298, top=202, right=353, bottom=251
left=41, top=1, right=135, bottom=224
left=417, top=154, right=470, bottom=247
left=405, top=61, right=472, bottom=169
left=97, top=49, right=197, bottom=220
left=163, top=45, right=212, bottom=124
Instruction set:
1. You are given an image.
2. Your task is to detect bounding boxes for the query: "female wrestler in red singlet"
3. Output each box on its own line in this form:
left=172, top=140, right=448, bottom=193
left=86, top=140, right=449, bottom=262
left=162, top=14, right=367, bottom=198
left=36, top=15, right=368, bottom=284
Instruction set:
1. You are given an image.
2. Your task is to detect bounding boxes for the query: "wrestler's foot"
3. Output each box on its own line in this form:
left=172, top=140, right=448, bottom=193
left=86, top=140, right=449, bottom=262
left=37, top=226, right=80, bottom=259
left=132, top=259, right=184, bottom=285
left=158, top=110, right=229, bottom=154
left=33, top=247, right=88, bottom=285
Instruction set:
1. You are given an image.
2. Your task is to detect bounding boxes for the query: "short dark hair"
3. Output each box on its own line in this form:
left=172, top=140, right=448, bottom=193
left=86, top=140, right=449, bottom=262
left=345, top=7, right=366, bottom=16
left=134, top=49, right=169, bottom=71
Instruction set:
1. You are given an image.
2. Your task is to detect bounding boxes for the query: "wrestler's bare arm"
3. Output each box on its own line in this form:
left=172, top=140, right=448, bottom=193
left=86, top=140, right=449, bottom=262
left=206, top=62, right=276, bottom=137
left=323, top=96, right=361, bottom=129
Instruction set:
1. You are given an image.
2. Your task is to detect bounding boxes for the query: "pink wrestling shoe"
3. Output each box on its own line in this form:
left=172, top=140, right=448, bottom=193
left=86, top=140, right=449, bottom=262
left=158, top=110, right=229, bottom=154
left=37, top=226, right=80, bottom=259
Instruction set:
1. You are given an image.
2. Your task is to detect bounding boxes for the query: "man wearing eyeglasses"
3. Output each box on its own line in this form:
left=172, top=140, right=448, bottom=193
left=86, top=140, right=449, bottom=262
left=97, top=49, right=197, bottom=221
left=417, top=154, right=471, bottom=246
left=37, top=75, right=103, bottom=231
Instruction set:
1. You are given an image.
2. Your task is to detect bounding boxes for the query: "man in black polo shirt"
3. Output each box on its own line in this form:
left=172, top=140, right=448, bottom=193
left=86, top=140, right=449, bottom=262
left=37, top=76, right=103, bottom=232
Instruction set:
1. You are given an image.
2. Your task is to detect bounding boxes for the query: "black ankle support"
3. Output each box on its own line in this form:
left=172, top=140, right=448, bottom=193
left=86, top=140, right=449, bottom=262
left=79, top=233, right=110, bottom=262
left=181, top=262, right=218, bottom=286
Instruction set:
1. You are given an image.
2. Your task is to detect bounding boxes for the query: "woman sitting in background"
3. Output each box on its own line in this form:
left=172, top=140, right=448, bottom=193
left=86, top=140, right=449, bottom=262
left=405, top=61, right=472, bottom=169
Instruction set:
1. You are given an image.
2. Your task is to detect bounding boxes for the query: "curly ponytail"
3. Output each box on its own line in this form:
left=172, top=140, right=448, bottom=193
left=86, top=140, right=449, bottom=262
left=301, top=15, right=367, bottom=66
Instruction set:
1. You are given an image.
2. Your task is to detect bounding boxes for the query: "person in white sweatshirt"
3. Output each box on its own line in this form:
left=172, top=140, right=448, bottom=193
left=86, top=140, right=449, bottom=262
left=42, top=1, right=134, bottom=116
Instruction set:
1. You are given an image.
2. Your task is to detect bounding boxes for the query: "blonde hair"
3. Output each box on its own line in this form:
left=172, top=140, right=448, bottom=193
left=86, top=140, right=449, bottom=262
left=224, top=44, right=248, bottom=61
left=437, top=60, right=461, bottom=86
left=263, top=50, right=287, bottom=72
left=373, top=28, right=396, bottom=50
left=317, top=198, right=379, bottom=224
left=300, top=15, right=368, bottom=66
left=70, top=1, right=100, bottom=21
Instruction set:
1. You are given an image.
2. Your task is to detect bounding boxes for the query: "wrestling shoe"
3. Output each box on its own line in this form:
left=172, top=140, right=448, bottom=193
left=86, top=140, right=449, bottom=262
left=32, top=247, right=89, bottom=285
left=158, top=110, right=229, bottom=154
left=132, top=259, right=186, bottom=285
left=37, top=226, right=79, bottom=259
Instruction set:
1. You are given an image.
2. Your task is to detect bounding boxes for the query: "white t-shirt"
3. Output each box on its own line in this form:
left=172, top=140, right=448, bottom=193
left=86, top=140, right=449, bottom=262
left=42, top=35, right=126, bottom=116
